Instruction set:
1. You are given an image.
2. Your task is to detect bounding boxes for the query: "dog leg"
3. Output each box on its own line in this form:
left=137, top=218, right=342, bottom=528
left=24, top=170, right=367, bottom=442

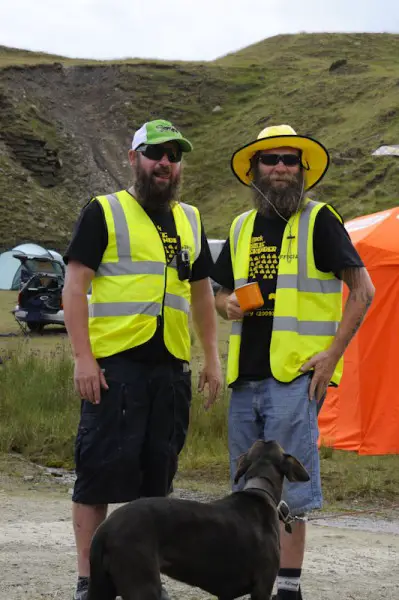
left=250, top=577, right=275, bottom=600
left=87, top=534, right=117, bottom=600
left=109, top=559, right=162, bottom=600
left=87, top=575, right=116, bottom=600
left=116, top=582, right=162, bottom=600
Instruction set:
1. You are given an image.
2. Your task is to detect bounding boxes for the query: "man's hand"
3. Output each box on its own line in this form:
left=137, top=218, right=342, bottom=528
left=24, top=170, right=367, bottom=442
left=198, top=358, right=223, bottom=410
left=74, top=355, right=109, bottom=405
left=225, top=292, right=244, bottom=321
left=300, top=350, right=339, bottom=403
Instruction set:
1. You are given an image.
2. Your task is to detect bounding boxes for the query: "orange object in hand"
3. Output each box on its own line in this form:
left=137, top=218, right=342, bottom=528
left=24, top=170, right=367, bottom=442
left=235, top=281, right=264, bottom=312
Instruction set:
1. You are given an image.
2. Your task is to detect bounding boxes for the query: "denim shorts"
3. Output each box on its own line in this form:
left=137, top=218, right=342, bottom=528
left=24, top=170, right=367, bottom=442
left=72, top=354, right=191, bottom=505
left=228, top=374, right=322, bottom=515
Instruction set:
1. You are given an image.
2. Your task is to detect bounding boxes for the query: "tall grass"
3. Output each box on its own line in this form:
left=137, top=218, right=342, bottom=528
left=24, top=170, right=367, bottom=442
left=180, top=380, right=230, bottom=479
left=0, top=343, right=231, bottom=475
left=0, top=342, right=77, bottom=467
left=1, top=346, right=399, bottom=505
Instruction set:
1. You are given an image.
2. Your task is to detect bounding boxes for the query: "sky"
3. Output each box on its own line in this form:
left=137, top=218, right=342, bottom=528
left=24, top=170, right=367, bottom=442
left=1, top=0, right=398, bottom=62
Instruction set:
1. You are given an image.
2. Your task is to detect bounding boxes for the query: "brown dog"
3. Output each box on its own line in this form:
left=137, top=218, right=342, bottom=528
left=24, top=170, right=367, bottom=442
left=87, top=440, right=309, bottom=600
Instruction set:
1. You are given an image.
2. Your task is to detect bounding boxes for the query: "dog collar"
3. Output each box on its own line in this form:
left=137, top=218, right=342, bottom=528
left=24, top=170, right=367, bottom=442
left=243, top=479, right=301, bottom=534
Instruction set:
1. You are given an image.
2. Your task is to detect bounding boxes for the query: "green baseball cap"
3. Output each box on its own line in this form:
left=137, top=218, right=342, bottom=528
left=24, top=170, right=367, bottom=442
left=132, top=119, right=193, bottom=152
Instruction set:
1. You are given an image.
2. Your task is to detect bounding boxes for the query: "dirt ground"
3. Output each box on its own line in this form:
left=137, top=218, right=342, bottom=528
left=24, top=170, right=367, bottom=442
left=0, top=457, right=398, bottom=600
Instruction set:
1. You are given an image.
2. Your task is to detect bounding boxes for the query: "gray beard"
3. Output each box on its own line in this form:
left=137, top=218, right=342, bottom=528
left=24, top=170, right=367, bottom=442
left=133, top=161, right=180, bottom=212
left=252, top=171, right=305, bottom=220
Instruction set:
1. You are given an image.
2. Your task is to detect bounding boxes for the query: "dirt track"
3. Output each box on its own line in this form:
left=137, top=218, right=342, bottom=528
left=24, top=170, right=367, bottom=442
left=0, top=464, right=398, bottom=600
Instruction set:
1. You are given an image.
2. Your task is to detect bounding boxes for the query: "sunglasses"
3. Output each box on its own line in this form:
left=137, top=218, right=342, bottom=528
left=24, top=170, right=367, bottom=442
left=137, top=144, right=182, bottom=163
left=258, top=153, right=301, bottom=167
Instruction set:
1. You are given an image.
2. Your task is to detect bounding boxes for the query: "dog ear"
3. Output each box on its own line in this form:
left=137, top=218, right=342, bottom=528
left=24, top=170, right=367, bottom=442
left=233, top=453, right=251, bottom=484
left=281, top=454, right=310, bottom=482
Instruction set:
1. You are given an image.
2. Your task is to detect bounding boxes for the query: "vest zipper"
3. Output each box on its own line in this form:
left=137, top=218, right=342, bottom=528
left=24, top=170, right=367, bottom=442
left=119, top=384, right=127, bottom=453
left=155, top=227, right=168, bottom=334
left=159, top=264, right=167, bottom=331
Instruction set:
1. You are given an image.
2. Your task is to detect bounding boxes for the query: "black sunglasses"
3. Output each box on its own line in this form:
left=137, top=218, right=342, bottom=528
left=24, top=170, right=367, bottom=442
left=258, top=153, right=301, bottom=167
left=137, top=144, right=182, bottom=163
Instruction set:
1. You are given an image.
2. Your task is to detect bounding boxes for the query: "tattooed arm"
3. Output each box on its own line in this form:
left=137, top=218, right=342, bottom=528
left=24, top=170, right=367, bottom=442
left=329, top=266, right=375, bottom=358
left=301, top=266, right=375, bottom=401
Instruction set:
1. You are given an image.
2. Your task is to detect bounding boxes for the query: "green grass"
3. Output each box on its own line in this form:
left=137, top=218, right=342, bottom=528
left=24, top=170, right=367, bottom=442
left=0, top=334, right=232, bottom=473
left=0, top=288, right=232, bottom=471
left=1, top=291, right=399, bottom=509
left=0, top=290, right=69, bottom=354
left=319, top=446, right=399, bottom=507
left=0, top=290, right=19, bottom=334
left=0, top=344, right=77, bottom=467
left=1, top=344, right=398, bottom=508
left=0, top=33, right=399, bottom=252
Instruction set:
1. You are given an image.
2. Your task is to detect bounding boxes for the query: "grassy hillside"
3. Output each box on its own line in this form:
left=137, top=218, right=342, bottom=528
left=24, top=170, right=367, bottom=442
left=0, top=33, right=398, bottom=252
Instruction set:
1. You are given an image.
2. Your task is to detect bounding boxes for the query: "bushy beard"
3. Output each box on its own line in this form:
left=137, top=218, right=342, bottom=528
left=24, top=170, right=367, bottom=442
left=134, top=157, right=181, bottom=212
left=252, top=167, right=305, bottom=220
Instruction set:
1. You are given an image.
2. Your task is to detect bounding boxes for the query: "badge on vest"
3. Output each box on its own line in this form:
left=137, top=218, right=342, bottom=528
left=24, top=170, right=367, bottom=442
left=176, top=235, right=192, bottom=281
left=177, top=247, right=191, bottom=281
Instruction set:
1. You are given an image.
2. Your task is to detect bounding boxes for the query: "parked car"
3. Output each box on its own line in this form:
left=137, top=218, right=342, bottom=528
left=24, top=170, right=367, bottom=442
left=12, top=251, right=65, bottom=333
left=11, top=239, right=226, bottom=334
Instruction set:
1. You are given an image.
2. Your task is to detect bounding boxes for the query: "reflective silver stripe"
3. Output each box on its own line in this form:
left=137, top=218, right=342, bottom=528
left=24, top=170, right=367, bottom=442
left=276, top=274, right=298, bottom=288
left=231, top=321, right=242, bottom=335
left=164, top=293, right=190, bottom=314
left=98, top=260, right=165, bottom=277
left=273, top=317, right=339, bottom=336
left=234, top=278, right=247, bottom=288
left=180, top=202, right=200, bottom=261
left=300, top=278, right=341, bottom=293
left=277, top=274, right=341, bottom=293
left=89, top=295, right=190, bottom=317
left=89, top=301, right=161, bottom=318
left=233, top=202, right=341, bottom=294
left=231, top=317, right=338, bottom=336
left=233, top=210, right=252, bottom=257
left=96, top=195, right=198, bottom=276
left=296, top=201, right=342, bottom=294
left=97, top=193, right=133, bottom=277
left=107, top=191, right=130, bottom=258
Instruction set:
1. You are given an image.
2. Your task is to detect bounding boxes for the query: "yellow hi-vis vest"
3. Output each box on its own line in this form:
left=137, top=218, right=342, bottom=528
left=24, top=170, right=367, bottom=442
left=227, top=198, right=344, bottom=386
left=88, top=190, right=201, bottom=361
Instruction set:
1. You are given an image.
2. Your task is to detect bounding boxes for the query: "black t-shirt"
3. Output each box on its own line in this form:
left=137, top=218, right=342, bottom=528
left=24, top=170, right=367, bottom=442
left=211, top=205, right=364, bottom=384
left=64, top=195, right=213, bottom=364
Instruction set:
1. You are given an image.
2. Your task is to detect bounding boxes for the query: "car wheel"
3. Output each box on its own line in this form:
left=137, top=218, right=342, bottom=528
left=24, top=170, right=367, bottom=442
left=27, top=322, right=45, bottom=333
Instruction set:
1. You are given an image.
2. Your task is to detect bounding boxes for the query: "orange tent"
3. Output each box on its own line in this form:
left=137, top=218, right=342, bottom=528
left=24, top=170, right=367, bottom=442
left=318, top=206, right=399, bottom=455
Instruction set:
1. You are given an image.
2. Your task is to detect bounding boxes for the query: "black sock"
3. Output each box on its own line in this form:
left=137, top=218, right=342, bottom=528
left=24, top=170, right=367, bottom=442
left=277, top=568, right=301, bottom=599
left=77, top=576, right=89, bottom=589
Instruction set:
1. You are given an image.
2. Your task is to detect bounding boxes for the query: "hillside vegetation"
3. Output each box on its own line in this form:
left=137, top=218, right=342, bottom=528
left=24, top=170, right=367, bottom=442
left=0, top=33, right=398, bottom=252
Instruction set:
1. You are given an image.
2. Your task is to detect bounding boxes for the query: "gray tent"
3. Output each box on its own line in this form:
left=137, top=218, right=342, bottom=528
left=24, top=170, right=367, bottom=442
left=0, top=243, right=64, bottom=290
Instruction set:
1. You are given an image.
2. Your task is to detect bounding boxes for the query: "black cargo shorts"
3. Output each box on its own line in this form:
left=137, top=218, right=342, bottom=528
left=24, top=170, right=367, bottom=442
left=72, top=354, right=191, bottom=505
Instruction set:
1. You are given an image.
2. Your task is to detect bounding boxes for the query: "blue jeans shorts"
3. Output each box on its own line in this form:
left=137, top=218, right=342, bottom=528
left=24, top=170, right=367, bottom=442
left=228, top=374, right=322, bottom=515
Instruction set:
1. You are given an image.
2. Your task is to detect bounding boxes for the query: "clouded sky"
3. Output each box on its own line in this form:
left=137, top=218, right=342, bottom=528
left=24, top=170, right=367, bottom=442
left=1, top=0, right=398, bottom=61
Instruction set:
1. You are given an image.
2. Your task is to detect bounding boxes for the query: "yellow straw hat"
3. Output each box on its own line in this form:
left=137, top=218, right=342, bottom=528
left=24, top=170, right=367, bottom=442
left=230, top=124, right=330, bottom=191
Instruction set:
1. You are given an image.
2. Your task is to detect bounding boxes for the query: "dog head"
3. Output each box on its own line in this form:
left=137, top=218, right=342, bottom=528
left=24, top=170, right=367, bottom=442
left=233, top=440, right=310, bottom=486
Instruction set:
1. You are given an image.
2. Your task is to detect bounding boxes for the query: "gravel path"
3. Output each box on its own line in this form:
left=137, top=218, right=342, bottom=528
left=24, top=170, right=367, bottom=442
left=1, top=462, right=398, bottom=600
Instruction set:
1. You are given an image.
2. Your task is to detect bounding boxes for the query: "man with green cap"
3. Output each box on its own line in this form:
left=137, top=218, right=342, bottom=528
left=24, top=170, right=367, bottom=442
left=212, top=124, right=374, bottom=599
left=63, top=119, right=222, bottom=600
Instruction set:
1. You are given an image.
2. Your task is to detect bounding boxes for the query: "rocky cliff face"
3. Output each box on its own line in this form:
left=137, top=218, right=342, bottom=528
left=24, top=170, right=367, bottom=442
left=1, top=33, right=399, bottom=253
left=0, top=59, right=254, bottom=251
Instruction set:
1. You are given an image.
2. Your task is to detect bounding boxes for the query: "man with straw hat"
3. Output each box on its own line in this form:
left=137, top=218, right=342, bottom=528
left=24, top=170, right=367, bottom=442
left=212, top=124, right=374, bottom=599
